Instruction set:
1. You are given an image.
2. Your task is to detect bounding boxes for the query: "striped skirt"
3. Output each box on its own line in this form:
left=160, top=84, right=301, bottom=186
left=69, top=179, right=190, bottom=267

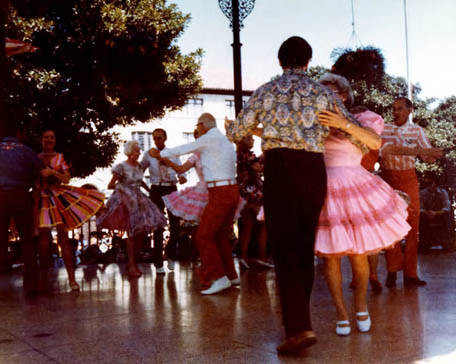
left=39, top=185, right=105, bottom=231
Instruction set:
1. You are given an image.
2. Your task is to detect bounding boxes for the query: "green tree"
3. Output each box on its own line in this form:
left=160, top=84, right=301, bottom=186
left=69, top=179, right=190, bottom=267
left=6, top=0, right=202, bottom=177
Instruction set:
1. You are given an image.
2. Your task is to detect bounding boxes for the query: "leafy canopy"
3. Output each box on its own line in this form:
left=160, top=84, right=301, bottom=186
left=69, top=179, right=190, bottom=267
left=7, top=0, right=203, bottom=177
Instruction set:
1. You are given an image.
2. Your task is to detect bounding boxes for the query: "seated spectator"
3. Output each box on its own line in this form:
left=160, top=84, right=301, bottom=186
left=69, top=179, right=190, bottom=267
left=420, top=177, right=454, bottom=251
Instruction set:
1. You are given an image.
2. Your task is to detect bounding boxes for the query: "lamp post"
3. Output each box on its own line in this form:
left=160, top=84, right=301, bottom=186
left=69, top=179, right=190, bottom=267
left=218, top=0, right=255, bottom=116
left=0, top=0, right=8, bottom=139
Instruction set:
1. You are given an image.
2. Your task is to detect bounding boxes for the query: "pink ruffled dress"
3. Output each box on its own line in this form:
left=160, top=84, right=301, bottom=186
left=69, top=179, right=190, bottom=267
left=315, top=110, right=411, bottom=256
left=163, top=153, right=245, bottom=223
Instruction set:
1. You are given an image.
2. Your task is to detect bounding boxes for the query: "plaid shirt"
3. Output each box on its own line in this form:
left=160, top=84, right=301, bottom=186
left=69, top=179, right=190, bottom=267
left=380, top=122, right=432, bottom=171
left=226, top=68, right=365, bottom=153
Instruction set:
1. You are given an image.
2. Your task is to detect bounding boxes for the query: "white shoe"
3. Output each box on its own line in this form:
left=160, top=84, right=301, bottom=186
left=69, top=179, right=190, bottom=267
left=201, top=276, right=231, bottom=295
left=167, top=260, right=175, bottom=271
left=239, top=258, right=250, bottom=269
left=336, top=320, right=351, bottom=336
left=230, top=277, right=241, bottom=286
left=255, top=259, right=275, bottom=268
left=156, top=266, right=166, bottom=274
left=356, top=312, right=371, bottom=333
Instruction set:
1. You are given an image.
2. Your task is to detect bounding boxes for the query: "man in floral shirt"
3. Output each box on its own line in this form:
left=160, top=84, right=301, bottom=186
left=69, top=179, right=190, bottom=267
left=226, top=36, right=363, bottom=355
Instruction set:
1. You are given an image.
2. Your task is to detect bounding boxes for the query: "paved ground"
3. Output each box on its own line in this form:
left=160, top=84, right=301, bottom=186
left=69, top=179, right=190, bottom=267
left=0, top=250, right=455, bottom=363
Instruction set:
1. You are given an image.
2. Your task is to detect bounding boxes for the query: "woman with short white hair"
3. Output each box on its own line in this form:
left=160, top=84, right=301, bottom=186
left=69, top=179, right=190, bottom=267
left=97, top=140, right=166, bottom=277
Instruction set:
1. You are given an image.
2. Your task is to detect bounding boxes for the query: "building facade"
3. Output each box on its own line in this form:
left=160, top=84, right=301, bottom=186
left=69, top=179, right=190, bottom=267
left=74, top=88, right=253, bottom=193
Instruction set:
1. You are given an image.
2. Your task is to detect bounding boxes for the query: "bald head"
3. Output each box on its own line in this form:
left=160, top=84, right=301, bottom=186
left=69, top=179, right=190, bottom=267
left=198, top=113, right=216, bottom=128
left=196, top=113, right=217, bottom=135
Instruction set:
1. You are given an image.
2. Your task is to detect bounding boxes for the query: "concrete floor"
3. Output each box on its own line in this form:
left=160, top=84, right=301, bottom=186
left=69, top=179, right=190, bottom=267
left=0, top=250, right=455, bottom=363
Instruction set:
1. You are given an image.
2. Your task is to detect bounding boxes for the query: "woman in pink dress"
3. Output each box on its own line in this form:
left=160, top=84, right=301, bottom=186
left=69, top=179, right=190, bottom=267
left=37, top=130, right=105, bottom=291
left=316, top=73, right=411, bottom=336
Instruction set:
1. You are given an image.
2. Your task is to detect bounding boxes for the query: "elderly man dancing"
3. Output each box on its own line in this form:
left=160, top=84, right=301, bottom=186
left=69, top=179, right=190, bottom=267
left=151, top=113, right=239, bottom=295
left=225, top=36, right=364, bottom=355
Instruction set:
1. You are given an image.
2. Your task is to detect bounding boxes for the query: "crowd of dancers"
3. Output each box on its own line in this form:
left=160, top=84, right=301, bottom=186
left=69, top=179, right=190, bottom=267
left=0, top=35, right=443, bottom=355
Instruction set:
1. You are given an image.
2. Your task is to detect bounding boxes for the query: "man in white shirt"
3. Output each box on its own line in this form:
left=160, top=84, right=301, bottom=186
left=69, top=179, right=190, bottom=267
left=152, top=113, right=240, bottom=294
left=142, top=128, right=186, bottom=273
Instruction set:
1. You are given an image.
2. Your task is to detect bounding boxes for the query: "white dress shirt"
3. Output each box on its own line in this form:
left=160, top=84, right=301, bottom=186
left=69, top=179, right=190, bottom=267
left=141, top=147, right=183, bottom=185
left=160, top=128, right=236, bottom=182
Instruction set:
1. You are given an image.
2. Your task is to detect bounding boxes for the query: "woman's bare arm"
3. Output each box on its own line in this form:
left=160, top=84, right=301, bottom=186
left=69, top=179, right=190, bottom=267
left=318, top=106, right=381, bottom=150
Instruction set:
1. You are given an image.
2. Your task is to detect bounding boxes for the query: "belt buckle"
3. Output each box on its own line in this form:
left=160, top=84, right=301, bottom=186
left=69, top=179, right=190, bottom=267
left=208, top=179, right=234, bottom=188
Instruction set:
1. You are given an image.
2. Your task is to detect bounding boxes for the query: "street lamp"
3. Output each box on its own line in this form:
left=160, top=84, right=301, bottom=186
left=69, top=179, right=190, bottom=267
left=218, top=0, right=255, bottom=116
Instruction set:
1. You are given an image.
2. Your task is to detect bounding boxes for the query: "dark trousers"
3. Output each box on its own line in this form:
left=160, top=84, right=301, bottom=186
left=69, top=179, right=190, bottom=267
left=264, top=149, right=327, bottom=336
left=0, top=188, right=38, bottom=292
left=149, top=185, right=180, bottom=266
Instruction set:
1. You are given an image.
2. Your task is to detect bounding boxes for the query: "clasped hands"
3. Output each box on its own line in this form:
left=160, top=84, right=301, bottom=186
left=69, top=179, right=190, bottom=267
left=148, top=148, right=187, bottom=184
left=148, top=148, right=161, bottom=159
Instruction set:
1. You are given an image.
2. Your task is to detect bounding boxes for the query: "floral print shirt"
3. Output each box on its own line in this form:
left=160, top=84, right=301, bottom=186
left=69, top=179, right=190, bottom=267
left=226, top=68, right=366, bottom=153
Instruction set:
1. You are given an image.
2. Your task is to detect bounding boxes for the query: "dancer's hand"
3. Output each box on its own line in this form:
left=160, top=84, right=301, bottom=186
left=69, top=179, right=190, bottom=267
left=318, top=104, right=348, bottom=130
left=148, top=148, right=160, bottom=158
left=178, top=176, right=187, bottom=184
left=419, top=148, right=443, bottom=163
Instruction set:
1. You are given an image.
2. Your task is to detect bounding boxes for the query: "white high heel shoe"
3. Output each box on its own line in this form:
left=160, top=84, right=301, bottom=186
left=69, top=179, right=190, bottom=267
left=356, top=312, right=371, bottom=332
left=336, top=320, right=351, bottom=336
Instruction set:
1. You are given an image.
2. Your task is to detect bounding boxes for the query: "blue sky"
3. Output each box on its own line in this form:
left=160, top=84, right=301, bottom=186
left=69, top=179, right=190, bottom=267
left=173, top=0, right=456, bottom=101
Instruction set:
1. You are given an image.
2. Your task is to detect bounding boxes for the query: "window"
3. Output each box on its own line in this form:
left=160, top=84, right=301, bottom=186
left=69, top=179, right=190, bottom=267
left=185, top=97, right=204, bottom=106
left=226, top=99, right=248, bottom=108
left=225, top=99, right=235, bottom=108
left=131, top=131, right=154, bottom=151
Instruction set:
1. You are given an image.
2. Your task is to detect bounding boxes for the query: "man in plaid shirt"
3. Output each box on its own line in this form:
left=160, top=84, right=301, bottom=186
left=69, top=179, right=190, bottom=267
left=380, top=97, right=443, bottom=287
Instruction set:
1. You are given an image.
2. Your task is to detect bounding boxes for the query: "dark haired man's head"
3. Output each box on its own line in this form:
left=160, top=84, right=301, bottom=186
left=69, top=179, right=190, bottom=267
left=152, top=128, right=167, bottom=150
left=395, top=97, right=413, bottom=109
left=278, top=36, right=312, bottom=69
left=393, top=97, right=413, bottom=126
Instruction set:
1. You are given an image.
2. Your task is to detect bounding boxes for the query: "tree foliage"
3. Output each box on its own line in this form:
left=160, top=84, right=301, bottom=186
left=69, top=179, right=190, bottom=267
left=6, top=0, right=203, bottom=177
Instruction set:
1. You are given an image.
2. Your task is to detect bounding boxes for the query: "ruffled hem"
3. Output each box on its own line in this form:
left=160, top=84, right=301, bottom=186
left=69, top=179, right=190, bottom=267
left=315, top=165, right=411, bottom=255
left=163, top=185, right=246, bottom=223
left=315, top=240, right=399, bottom=257
left=96, top=189, right=166, bottom=236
